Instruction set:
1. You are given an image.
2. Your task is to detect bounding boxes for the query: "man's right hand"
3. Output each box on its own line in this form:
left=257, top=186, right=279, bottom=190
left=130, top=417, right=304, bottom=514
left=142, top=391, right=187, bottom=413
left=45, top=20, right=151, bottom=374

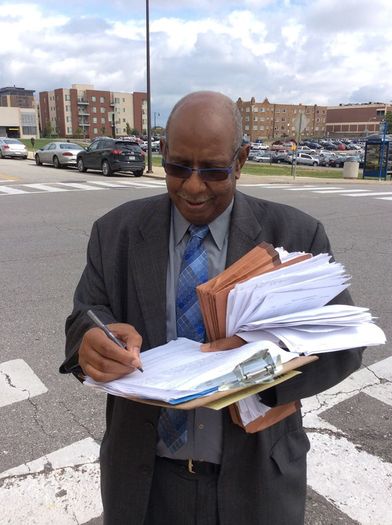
left=79, top=323, right=143, bottom=382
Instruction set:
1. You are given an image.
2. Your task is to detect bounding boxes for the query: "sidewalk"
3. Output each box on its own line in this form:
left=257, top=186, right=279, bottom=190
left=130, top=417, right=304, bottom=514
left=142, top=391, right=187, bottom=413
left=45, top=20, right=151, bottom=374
left=144, top=165, right=391, bottom=185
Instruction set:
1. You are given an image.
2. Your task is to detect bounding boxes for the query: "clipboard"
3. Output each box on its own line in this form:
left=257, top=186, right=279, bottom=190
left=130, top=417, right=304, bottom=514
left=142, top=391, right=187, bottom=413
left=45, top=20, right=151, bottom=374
left=125, top=354, right=317, bottom=410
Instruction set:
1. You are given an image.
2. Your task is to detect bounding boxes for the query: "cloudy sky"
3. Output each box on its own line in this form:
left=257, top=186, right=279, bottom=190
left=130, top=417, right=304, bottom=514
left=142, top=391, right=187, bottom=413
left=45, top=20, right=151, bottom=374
left=1, top=0, right=391, bottom=125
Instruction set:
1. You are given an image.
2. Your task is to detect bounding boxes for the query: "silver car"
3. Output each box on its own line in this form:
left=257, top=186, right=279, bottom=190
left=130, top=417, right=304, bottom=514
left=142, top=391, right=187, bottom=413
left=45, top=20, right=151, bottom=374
left=0, top=138, right=28, bottom=159
left=35, top=141, right=84, bottom=168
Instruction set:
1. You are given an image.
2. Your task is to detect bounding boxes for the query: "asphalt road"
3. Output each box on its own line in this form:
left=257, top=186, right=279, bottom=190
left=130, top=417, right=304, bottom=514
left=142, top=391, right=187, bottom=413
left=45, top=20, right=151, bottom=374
left=0, top=158, right=391, bottom=524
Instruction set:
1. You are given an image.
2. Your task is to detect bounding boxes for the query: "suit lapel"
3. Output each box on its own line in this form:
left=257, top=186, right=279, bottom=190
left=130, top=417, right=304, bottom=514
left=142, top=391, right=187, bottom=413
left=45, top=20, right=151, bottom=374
left=131, top=195, right=171, bottom=349
left=226, top=191, right=266, bottom=266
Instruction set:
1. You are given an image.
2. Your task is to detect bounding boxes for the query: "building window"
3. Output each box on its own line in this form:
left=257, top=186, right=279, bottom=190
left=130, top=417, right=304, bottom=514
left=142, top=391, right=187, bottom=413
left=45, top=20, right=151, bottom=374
left=67, top=127, right=72, bottom=133
left=123, top=118, right=126, bottom=122
left=122, top=98, right=125, bottom=103
left=254, top=125, right=258, bottom=130
left=244, top=125, right=249, bottom=130
left=246, top=107, right=250, bottom=112
left=100, top=96, right=104, bottom=103
left=22, top=126, right=37, bottom=134
left=93, top=128, right=98, bottom=134
left=115, top=97, right=120, bottom=103
left=92, top=96, right=96, bottom=102
left=92, top=117, right=97, bottom=124
left=100, top=107, right=105, bottom=113
left=253, top=107, right=258, bottom=112
left=101, top=117, right=105, bottom=124
left=92, top=107, right=97, bottom=113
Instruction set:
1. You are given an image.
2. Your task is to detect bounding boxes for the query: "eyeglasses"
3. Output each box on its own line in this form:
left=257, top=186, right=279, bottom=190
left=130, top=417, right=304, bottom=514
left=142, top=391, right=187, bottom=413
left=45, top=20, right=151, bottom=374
left=162, top=146, right=242, bottom=182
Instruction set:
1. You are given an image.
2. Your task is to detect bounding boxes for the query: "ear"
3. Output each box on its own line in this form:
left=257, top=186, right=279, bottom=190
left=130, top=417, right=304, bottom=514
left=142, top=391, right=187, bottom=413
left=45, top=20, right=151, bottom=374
left=160, top=138, right=166, bottom=156
left=234, top=144, right=250, bottom=179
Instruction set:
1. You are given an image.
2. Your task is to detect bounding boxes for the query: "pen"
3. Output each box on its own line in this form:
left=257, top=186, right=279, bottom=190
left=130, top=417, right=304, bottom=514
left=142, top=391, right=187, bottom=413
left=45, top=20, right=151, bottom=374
left=87, top=309, right=144, bottom=373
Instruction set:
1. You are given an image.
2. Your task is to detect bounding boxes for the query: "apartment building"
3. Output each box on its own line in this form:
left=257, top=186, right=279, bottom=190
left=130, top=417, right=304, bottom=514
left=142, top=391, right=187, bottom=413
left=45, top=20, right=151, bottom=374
left=0, top=86, right=39, bottom=138
left=39, top=84, right=147, bottom=139
left=326, top=103, right=391, bottom=137
left=236, top=97, right=327, bottom=141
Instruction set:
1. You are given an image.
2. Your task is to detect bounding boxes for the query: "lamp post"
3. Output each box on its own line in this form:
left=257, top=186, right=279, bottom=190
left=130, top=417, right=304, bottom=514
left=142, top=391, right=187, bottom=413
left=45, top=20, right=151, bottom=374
left=145, top=0, right=152, bottom=173
left=378, top=119, right=387, bottom=181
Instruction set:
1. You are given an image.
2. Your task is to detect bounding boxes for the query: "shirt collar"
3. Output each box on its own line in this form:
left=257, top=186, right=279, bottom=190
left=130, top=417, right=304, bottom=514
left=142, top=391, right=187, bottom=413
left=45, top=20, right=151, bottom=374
left=172, top=200, right=233, bottom=250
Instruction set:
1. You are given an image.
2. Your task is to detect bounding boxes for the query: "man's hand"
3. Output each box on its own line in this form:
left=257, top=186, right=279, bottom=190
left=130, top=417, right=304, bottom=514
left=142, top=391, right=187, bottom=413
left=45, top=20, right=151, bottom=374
left=201, top=335, right=246, bottom=352
left=79, top=323, right=142, bottom=382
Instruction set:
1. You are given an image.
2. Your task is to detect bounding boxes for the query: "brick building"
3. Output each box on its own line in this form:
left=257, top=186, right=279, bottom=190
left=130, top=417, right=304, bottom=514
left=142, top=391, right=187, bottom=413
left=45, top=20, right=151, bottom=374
left=325, top=103, right=391, bottom=137
left=39, top=84, right=147, bottom=139
left=0, top=86, right=39, bottom=138
left=236, top=97, right=327, bottom=141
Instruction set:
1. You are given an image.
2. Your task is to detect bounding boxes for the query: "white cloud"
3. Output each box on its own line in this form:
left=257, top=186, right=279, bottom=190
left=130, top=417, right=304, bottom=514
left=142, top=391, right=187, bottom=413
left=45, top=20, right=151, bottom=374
left=0, top=0, right=391, bottom=124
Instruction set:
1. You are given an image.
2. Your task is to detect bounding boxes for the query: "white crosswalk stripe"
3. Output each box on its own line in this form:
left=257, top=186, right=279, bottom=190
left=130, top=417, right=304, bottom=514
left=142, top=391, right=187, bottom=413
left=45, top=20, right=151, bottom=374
left=0, top=186, right=29, bottom=194
left=0, top=359, right=48, bottom=408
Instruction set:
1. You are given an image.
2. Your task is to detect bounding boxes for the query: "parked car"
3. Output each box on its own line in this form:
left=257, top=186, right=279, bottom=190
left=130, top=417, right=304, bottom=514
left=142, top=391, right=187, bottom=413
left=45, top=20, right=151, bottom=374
left=0, top=138, right=28, bottom=159
left=35, top=142, right=83, bottom=168
left=76, top=137, right=145, bottom=177
left=328, top=154, right=348, bottom=168
left=254, top=151, right=272, bottom=163
left=293, top=152, right=319, bottom=166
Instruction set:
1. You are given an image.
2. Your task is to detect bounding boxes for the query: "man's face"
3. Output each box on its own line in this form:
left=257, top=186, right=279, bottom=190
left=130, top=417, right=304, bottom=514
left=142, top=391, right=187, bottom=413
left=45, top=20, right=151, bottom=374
left=163, top=102, right=246, bottom=225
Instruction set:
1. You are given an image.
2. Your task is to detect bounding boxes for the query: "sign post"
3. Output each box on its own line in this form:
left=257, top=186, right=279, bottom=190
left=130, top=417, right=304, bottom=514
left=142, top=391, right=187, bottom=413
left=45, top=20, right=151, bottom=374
left=292, top=112, right=309, bottom=180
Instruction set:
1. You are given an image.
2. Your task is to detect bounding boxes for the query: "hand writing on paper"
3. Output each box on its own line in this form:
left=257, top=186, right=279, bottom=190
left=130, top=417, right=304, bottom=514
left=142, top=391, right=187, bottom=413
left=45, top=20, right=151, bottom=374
left=200, top=335, right=246, bottom=353
left=79, top=323, right=142, bottom=382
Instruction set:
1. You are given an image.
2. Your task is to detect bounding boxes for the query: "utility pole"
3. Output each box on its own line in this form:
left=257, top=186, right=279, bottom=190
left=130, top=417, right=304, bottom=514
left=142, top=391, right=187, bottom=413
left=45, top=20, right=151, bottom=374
left=145, top=0, right=152, bottom=173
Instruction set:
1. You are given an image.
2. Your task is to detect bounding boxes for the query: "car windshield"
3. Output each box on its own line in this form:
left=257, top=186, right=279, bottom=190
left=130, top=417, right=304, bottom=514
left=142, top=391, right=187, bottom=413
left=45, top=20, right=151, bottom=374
left=60, top=144, right=82, bottom=150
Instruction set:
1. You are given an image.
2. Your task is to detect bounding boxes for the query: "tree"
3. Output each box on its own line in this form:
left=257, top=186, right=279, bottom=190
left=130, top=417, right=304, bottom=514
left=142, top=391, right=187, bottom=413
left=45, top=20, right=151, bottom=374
left=43, top=121, right=52, bottom=138
left=75, top=127, right=83, bottom=139
left=385, top=111, right=392, bottom=134
left=129, top=127, right=140, bottom=136
left=100, top=125, right=106, bottom=136
left=126, top=122, right=132, bottom=135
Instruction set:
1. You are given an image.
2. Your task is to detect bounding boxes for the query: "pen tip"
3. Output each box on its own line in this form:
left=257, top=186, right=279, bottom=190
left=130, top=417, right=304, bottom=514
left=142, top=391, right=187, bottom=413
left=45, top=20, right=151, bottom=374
left=138, top=367, right=144, bottom=373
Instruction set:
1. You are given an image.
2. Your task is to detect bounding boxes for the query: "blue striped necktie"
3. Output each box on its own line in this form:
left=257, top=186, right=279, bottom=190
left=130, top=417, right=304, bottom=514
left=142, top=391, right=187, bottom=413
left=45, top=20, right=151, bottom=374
left=158, top=224, right=209, bottom=452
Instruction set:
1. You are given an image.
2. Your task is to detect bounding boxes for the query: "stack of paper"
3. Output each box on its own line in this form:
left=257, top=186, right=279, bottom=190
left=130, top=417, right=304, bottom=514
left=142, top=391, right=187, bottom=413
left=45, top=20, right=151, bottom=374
left=84, top=337, right=303, bottom=405
left=198, top=242, right=386, bottom=354
left=197, top=242, right=310, bottom=341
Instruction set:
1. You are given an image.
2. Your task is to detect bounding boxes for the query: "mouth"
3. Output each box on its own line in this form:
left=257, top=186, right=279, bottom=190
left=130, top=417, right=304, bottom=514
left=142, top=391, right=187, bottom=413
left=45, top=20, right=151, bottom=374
left=179, top=194, right=213, bottom=207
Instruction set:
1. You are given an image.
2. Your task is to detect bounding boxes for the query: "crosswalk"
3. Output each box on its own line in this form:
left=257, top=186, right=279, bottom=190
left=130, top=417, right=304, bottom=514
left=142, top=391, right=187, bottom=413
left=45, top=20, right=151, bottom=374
left=0, top=179, right=392, bottom=201
left=1, top=355, right=391, bottom=524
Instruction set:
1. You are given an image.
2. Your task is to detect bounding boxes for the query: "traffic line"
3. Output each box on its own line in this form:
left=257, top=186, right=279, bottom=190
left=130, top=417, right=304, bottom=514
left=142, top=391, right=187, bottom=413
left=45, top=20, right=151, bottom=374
left=307, top=432, right=392, bottom=525
left=313, top=189, right=369, bottom=194
left=341, top=191, right=392, bottom=197
left=285, top=186, right=341, bottom=191
left=0, top=438, right=102, bottom=524
left=88, top=180, right=133, bottom=188
left=23, top=184, right=68, bottom=192
left=377, top=196, right=392, bottom=200
left=303, top=357, right=392, bottom=524
left=0, top=186, right=28, bottom=194
left=238, top=184, right=293, bottom=188
left=0, top=359, right=47, bottom=408
left=56, top=183, right=105, bottom=191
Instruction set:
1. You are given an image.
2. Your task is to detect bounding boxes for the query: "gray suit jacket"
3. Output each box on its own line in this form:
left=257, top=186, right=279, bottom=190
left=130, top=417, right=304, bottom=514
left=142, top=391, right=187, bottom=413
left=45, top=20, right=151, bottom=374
left=61, top=191, right=363, bottom=525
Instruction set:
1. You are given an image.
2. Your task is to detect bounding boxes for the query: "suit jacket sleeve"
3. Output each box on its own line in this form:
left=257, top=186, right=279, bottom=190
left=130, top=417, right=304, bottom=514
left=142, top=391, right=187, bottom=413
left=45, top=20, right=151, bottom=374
left=60, top=221, right=117, bottom=375
left=260, top=220, right=364, bottom=407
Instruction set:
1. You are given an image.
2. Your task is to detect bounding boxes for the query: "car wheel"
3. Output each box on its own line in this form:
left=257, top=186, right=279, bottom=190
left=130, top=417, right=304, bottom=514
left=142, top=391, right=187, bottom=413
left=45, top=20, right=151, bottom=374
left=102, top=160, right=112, bottom=177
left=312, top=161, right=318, bottom=166
left=22, top=156, right=27, bottom=160
left=35, top=154, right=42, bottom=166
left=134, top=170, right=143, bottom=177
left=53, top=156, right=61, bottom=169
left=77, top=158, right=87, bottom=172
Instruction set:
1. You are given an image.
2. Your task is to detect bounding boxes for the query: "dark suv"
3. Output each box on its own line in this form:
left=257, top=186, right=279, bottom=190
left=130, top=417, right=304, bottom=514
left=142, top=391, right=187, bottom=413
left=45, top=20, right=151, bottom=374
left=76, top=138, right=145, bottom=177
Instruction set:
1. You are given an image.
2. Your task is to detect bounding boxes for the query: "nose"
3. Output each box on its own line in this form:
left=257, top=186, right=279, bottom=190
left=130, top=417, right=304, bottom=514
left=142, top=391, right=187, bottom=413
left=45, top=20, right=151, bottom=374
left=182, top=169, right=207, bottom=192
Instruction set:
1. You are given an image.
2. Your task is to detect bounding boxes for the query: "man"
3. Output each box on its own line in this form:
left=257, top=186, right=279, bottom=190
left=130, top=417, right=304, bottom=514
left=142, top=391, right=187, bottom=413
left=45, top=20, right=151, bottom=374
left=61, top=91, right=363, bottom=524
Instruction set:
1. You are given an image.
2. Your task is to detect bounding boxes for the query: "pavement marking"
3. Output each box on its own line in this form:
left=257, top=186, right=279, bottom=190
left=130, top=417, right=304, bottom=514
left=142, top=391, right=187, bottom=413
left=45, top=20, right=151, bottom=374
left=313, top=189, right=369, bottom=193
left=377, top=196, right=392, bottom=200
left=23, top=183, right=68, bottom=192
left=0, top=186, right=28, bottom=194
left=56, top=183, right=105, bottom=191
left=0, top=438, right=102, bottom=524
left=303, top=357, right=392, bottom=524
left=285, top=186, right=341, bottom=191
left=238, top=183, right=293, bottom=188
left=87, top=180, right=132, bottom=188
left=307, top=431, right=392, bottom=525
left=0, top=359, right=48, bottom=408
left=341, top=191, right=392, bottom=197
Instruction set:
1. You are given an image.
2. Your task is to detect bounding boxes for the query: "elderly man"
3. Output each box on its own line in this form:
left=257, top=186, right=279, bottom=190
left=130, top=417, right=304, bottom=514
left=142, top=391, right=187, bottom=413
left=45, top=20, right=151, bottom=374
left=61, top=91, right=363, bottom=525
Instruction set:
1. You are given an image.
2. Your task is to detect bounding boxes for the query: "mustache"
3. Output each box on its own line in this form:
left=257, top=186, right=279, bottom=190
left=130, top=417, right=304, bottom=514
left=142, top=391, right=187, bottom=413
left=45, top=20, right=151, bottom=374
left=177, top=192, right=212, bottom=204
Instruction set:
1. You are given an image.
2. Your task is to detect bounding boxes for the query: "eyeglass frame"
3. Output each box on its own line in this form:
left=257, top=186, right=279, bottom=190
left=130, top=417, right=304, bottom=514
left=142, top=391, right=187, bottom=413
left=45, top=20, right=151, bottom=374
left=162, top=145, right=243, bottom=182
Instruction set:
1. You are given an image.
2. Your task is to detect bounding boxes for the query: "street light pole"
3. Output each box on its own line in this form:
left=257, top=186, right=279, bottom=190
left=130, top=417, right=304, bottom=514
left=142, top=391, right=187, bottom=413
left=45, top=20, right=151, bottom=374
left=145, top=0, right=152, bottom=173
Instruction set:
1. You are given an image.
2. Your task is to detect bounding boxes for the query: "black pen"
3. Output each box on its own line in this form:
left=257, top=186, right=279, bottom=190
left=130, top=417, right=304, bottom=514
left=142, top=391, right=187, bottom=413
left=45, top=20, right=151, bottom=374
left=87, top=309, right=144, bottom=373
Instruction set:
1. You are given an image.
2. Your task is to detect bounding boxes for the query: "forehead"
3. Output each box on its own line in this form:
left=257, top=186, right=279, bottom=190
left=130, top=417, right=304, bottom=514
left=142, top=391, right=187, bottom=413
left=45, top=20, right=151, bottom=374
left=167, top=99, right=235, bottom=153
